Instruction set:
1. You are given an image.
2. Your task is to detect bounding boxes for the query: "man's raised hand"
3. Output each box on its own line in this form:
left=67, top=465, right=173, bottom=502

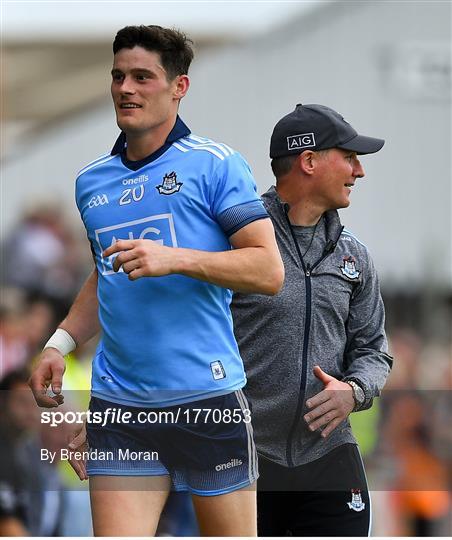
left=103, top=239, right=179, bottom=280
left=29, top=348, right=66, bottom=407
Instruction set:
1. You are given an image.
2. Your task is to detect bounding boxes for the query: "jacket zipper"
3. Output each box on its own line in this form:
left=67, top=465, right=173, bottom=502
left=283, top=204, right=343, bottom=466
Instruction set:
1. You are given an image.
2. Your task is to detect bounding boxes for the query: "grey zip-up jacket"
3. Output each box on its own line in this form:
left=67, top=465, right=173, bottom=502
left=232, top=187, right=393, bottom=467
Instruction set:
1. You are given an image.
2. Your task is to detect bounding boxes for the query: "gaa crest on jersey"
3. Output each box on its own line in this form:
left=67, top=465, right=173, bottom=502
left=347, top=489, right=365, bottom=512
left=340, top=256, right=360, bottom=279
left=210, top=361, right=226, bottom=380
left=156, top=171, right=183, bottom=195
left=88, top=193, right=109, bottom=209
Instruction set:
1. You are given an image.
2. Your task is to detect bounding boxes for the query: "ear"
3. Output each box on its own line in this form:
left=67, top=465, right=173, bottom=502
left=299, top=151, right=315, bottom=175
left=173, top=74, right=190, bottom=100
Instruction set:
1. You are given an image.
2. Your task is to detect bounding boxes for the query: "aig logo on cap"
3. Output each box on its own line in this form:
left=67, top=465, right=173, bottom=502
left=287, top=132, right=316, bottom=151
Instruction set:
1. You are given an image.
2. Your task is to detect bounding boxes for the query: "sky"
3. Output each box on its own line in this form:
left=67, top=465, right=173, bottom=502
left=2, top=0, right=320, bottom=40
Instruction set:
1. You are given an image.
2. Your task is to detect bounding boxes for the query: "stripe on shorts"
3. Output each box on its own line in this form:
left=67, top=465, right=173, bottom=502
left=235, top=389, right=258, bottom=483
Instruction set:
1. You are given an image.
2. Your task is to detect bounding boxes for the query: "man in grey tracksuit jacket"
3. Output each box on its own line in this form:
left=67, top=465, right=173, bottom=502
left=232, top=104, right=393, bottom=537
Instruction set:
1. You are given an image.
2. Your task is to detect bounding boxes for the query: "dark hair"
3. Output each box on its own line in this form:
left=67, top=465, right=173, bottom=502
left=113, top=25, right=194, bottom=80
left=270, top=155, right=298, bottom=179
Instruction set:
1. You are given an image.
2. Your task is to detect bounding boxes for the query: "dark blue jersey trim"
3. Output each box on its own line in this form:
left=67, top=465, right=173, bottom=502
left=218, top=200, right=269, bottom=237
left=110, top=116, right=191, bottom=171
left=227, top=215, right=269, bottom=237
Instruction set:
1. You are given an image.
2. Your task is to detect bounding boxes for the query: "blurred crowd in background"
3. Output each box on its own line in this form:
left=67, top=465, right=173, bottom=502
left=0, top=203, right=450, bottom=536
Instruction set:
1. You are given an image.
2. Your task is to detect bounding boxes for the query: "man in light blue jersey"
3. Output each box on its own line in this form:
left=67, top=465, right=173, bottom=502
left=29, top=25, right=284, bottom=536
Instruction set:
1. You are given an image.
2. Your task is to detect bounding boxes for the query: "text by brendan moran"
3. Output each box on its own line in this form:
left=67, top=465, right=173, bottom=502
left=41, top=448, right=159, bottom=465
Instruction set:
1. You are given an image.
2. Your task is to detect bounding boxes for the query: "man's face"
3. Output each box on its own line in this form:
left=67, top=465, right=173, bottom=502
left=111, top=46, right=180, bottom=135
left=314, top=148, right=365, bottom=209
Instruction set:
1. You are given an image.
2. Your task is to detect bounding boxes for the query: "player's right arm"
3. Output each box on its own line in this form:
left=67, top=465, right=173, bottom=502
left=29, top=268, right=100, bottom=408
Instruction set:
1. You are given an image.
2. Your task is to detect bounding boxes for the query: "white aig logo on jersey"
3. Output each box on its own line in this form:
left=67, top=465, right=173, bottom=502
left=347, top=489, right=365, bottom=512
left=156, top=171, right=183, bottom=195
left=95, top=214, right=178, bottom=276
left=340, top=256, right=360, bottom=279
left=88, top=194, right=109, bottom=208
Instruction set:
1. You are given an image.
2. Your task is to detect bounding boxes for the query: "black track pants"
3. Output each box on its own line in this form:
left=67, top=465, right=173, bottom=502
left=257, top=444, right=371, bottom=537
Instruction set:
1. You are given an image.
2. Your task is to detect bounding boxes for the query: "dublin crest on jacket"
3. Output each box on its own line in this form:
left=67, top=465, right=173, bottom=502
left=340, top=256, right=360, bottom=279
left=347, top=489, right=365, bottom=512
left=156, top=171, right=183, bottom=195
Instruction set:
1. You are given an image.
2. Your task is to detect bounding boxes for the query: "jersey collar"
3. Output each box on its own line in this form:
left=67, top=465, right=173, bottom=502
left=110, top=116, right=191, bottom=171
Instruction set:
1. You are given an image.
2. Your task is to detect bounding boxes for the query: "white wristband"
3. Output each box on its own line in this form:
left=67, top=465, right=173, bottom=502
left=44, top=328, right=76, bottom=356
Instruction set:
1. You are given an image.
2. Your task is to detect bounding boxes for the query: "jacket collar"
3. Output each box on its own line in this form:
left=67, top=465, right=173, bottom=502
left=262, top=186, right=344, bottom=245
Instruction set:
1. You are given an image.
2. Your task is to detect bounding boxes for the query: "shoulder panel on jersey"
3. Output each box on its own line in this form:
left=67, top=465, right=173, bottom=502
left=174, top=135, right=235, bottom=160
left=172, top=142, right=189, bottom=153
left=187, top=133, right=235, bottom=156
left=80, top=152, right=110, bottom=169
left=174, top=139, right=224, bottom=160
left=186, top=134, right=210, bottom=144
left=187, top=134, right=235, bottom=156
left=341, top=229, right=368, bottom=249
left=76, top=154, right=117, bottom=179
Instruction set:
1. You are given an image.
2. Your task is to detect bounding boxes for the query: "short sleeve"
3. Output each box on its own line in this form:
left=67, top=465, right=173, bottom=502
left=210, top=152, right=268, bottom=237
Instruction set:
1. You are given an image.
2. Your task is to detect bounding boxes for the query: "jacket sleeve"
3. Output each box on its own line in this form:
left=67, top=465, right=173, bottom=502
left=342, top=249, right=393, bottom=410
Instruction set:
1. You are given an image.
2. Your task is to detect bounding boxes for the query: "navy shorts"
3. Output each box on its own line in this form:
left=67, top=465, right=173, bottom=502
left=86, top=390, right=258, bottom=496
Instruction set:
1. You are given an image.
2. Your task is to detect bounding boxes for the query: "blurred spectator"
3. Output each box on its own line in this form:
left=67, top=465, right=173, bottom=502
left=382, top=392, right=450, bottom=535
left=365, top=326, right=451, bottom=536
left=1, top=289, right=57, bottom=379
left=0, top=288, right=28, bottom=377
left=0, top=368, right=64, bottom=536
left=385, top=329, right=423, bottom=390
left=1, top=204, right=86, bottom=311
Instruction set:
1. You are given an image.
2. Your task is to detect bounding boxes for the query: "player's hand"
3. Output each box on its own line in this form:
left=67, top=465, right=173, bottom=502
left=103, top=239, right=178, bottom=280
left=67, top=421, right=88, bottom=481
left=29, top=348, right=66, bottom=407
left=303, top=365, right=355, bottom=438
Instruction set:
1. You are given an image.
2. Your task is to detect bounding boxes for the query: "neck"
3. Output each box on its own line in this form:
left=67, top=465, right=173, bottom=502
left=276, top=185, right=324, bottom=226
left=125, top=114, right=177, bottom=161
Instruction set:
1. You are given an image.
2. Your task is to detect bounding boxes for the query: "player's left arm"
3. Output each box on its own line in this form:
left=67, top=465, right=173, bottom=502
left=102, top=217, right=284, bottom=295
left=304, top=249, right=393, bottom=437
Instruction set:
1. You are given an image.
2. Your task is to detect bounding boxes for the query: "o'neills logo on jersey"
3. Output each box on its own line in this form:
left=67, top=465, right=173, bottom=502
left=215, top=459, right=243, bottom=472
left=156, top=171, right=183, bottom=195
left=122, top=174, right=149, bottom=186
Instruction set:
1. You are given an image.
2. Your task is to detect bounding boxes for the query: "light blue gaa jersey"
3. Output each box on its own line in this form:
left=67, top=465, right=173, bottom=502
left=75, top=118, right=268, bottom=407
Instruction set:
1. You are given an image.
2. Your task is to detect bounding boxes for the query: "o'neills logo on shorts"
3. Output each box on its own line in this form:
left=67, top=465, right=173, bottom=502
left=215, top=458, right=243, bottom=472
left=287, top=132, right=316, bottom=151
